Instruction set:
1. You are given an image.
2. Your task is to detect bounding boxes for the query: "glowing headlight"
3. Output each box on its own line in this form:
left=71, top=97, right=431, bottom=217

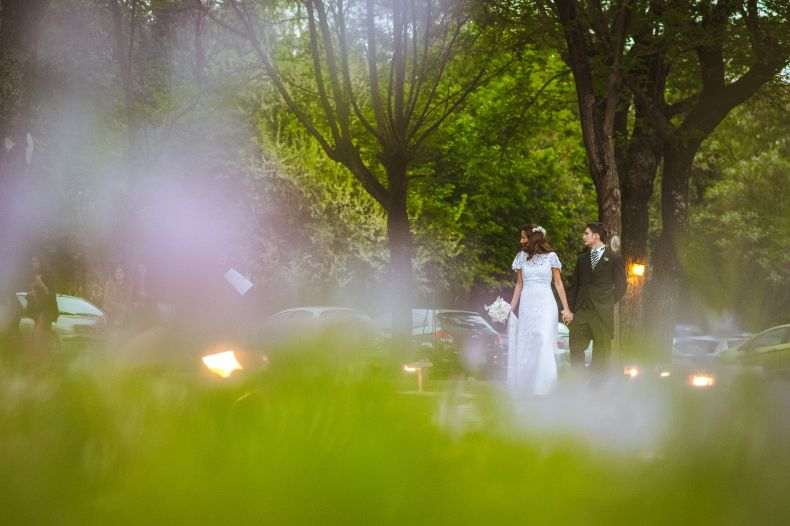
left=689, top=374, right=715, bottom=388
left=202, top=350, right=243, bottom=378
left=624, top=366, right=640, bottom=378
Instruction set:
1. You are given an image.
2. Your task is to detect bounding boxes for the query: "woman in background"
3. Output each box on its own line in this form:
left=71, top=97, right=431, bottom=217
left=27, top=255, right=59, bottom=353
left=508, top=224, right=572, bottom=396
left=103, top=264, right=132, bottom=335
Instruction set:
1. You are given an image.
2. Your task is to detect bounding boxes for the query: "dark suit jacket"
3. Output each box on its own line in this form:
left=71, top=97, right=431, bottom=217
left=567, top=247, right=627, bottom=336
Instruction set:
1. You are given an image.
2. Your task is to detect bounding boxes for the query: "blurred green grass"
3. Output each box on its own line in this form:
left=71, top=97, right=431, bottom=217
left=1, top=345, right=790, bottom=525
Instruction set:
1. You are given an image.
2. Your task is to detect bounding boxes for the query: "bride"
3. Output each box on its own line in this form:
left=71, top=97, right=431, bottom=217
left=507, top=224, right=573, bottom=396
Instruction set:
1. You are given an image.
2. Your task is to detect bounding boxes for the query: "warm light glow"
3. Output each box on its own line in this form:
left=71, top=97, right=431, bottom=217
left=202, top=350, right=243, bottom=378
left=689, top=374, right=715, bottom=387
left=403, top=365, right=418, bottom=373
left=624, top=366, right=640, bottom=378
left=630, top=263, right=646, bottom=277
left=659, top=371, right=672, bottom=378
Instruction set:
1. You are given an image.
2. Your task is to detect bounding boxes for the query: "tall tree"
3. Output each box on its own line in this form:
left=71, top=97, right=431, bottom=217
left=198, top=0, right=508, bottom=344
left=534, top=0, right=789, bottom=357
left=0, top=0, right=48, bottom=177
left=543, top=0, right=631, bottom=241
left=0, top=0, right=50, bottom=284
left=628, top=0, right=789, bottom=355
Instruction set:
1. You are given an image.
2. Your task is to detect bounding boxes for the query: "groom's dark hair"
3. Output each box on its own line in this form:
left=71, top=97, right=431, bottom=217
left=586, top=222, right=608, bottom=243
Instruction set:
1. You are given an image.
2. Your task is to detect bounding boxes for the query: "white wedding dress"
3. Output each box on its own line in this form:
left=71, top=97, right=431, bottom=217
left=507, top=251, right=561, bottom=396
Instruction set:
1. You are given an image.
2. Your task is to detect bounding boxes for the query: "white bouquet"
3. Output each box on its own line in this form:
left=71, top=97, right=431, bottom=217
left=484, top=296, right=511, bottom=324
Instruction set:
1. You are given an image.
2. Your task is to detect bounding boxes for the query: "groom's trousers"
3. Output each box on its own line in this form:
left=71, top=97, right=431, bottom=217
left=569, top=307, right=612, bottom=371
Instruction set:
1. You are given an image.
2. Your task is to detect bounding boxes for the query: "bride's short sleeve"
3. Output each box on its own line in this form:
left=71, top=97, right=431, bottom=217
left=512, top=251, right=526, bottom=270
left=550, top=252, right=562, bottom=269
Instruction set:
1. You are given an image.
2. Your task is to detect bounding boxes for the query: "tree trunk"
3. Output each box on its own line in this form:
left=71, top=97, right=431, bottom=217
left=385, top=158, right=413, bottom=362
left=618, top=120, right=662, bottom=358
left=644, top=139, right=696, bottom=361
left=567, top=79, right=623, bottom=242
left=109, top=0, right=141, bottom=160
left=0, top=0, right=47, bottom=176
left=620, top=129, right=661, bottom=261
left=0, top=0, right=48, bottom=282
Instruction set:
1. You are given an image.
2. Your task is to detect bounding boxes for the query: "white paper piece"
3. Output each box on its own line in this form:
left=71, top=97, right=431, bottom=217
left=25, top=133, right=34, bottom=164
left=223, top=268, right=254, bottom=296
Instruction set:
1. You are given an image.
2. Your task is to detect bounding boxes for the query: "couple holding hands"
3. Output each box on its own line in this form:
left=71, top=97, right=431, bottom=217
left=507, top=222, right=627, bottom=395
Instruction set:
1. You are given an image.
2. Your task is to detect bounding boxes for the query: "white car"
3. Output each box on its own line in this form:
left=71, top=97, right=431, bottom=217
left=16, top=293, right=107, bottom=350
left=554, top=322, right=592, bottom=367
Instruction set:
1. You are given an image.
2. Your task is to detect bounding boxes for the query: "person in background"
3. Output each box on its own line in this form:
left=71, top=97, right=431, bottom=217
left=103, top=264, right=132, bottom=336
left=0, top=286, right=23, bottom=354
left=130, top=262, right=158, bottom=332
left=26, top=255, right=59, bottom=353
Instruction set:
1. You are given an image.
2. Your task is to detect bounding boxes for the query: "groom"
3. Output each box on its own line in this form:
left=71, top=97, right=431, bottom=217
left=567, top=223, right=627, bottom=372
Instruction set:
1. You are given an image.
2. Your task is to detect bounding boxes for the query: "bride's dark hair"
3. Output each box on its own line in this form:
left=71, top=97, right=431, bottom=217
left=521, top=224, right=553, bottom=260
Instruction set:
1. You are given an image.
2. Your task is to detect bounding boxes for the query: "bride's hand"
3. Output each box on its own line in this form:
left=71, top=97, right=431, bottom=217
left=561, top=309, right=573, bottom=324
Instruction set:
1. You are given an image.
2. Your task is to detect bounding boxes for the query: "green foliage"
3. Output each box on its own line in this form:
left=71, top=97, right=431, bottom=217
left=410, top=52, right=596, bottom=302
left=2, top=350, right=790, bottom=525
left=242, top=47, right=595, bottom=306
left=684, top=90, right=790, bottom=329
left=685, top=150, right=790, bottom=329
left=243, top=83, right=388, bottom=305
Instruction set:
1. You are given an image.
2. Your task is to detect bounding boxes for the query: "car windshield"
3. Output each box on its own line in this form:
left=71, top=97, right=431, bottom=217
left=438, top=312, right=491, bottom=331
left=320, top=309, right=366, bottom=320
left=57, top=297, right=103, bottom=317
left=675, top=340, right=719, bottom=355
left=745, top=327, right=789, bottom=349
left=287, top=310, right=314, bottom=320
left=412, top=310, right=433, bottom=329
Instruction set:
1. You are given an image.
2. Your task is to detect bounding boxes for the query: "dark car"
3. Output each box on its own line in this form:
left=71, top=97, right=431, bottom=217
left=376, top=309, right=504, bottom=378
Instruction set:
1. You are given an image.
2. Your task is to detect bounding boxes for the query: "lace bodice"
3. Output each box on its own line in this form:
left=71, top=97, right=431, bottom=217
left=512, top=251, right=562, bottom=286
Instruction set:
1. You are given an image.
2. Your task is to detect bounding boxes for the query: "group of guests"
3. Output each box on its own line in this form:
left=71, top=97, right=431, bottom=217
left=0, top=256, right=160, bottom=356
left=102, top=262, right=158, bottom=337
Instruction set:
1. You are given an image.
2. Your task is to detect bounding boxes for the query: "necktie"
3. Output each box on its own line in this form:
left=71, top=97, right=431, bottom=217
left=591, top=249, right=601, bottom=270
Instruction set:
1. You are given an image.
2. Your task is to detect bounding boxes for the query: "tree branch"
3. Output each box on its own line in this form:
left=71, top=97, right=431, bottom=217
left=365, top=0, right=393, bottom=139
left=305, top=0, right=341, bottom=142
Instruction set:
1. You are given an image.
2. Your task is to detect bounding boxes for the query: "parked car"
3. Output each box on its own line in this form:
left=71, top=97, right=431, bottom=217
left=258, top=306, right=380, bottom=354
left=375, top=309, right=504, bottom=378
left=16, top=292, right=107, bottom=351
left=717, top=324, right=790, bottom=376
left=553, top=322, right=594, bottom=368
left=673, top=324, right=704, bottom=340
left=673, top=334, right=751, bottom=365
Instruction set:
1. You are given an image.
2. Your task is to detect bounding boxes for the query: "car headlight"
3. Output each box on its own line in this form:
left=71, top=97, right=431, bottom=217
left=688, top=373, right=715, bottom=388
left=624, top=365, right=640, bottom=378
left=201, top=350, right=243, bottom=378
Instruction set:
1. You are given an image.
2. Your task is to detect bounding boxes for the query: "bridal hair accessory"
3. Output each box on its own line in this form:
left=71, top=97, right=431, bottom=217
left=532, top=226, right=547, bottom=235
left=484, top=296, right=510, bottom=324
